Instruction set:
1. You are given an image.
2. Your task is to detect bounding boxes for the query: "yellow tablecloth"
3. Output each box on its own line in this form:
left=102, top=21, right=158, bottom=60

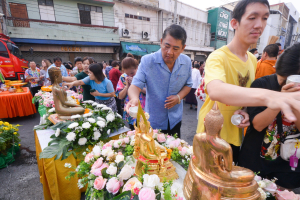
left=35, top=127, right=129, bottom=200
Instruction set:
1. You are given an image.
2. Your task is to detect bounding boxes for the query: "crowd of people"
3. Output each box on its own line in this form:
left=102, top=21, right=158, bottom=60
left=22, top=0, right=300, bottom=191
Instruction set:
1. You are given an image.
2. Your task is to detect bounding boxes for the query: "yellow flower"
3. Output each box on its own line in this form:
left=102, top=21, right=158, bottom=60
left=4, top=122, right=9, bottom=126
left=16, top=124, right=21, bottom=127
left=3, top=127, right=9, bottom=131
left=18, top=144, right=21, bottom=146
left=14, top=128, right=19, bottom=131
left=13, top=132, right=17, bottom=135
left=0, top=121, right=3, bottom=125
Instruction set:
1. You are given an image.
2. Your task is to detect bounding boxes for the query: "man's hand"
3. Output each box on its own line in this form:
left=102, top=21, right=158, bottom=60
left=233, top=109, right=250, bottom=128
left=62, top=82, right=73, bottom=89
left=125, top=98, right=139, bottom=112
left=281, top=83, right=300, bottom=93
left=165, top=95, right=179, bottom=109
left=90, top=90, right=101, bottom=97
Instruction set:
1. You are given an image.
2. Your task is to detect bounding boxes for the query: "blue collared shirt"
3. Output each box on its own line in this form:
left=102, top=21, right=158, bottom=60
left=46, top=64, right=68, bottom=79
left=132, top=49, right=192, bottom=130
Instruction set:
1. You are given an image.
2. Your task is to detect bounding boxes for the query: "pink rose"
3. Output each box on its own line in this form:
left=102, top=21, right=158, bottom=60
left=124, top=137, right=130, bottom=144
left=264, top=180, right=277, bottom=195
left=114, top=140, right=121, bottom=148
left=254, top=175, right=262, bottom=182
left=78, top=94, right=83, bottom=100
left=276, top=190, right=300, bottom=200
left=157, top=134, right=166, bottom=143
left=84, top=153, right=94, bottom=163
left=118, top=152, right=123, bottom=155
left=92, top=157, right=103, bottom=170
left=50, top=100, right=54, bottom=104
left=94, top=176, right=107, bottom=190
left=153, top=129, right=158, bottom=133
left=169, top=138, right=181, bottom=148
left=178, top=146, right=183, bottom=151
left=138, top=187, right=156, bottom=200
left=92, top=163, right=109, bottom=176
left=106, top=177, right=121, bottom=195
left=127, top=131, right=135, bottom=137
left=179, top=147, right=187, bottom=156
left=102, top=143, right=112, bottom=150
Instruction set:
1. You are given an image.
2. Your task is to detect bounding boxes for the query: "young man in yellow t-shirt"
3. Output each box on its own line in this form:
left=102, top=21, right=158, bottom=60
left=197, top=0, right=300, bottom=164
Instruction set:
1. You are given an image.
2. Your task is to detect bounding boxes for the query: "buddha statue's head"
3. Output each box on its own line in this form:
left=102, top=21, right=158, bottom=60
left=204, top=103, right=224, bottom=136
left=49, top=67, right=62, bottom=85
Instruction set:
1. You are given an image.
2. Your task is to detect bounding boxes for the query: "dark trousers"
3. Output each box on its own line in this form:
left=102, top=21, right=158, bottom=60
left=115, top=97, right=123, bottom=116
left=30, top=86, right=41, bottom=97
left=160, top=120, right=181, bottom=138
left=230, top=144, right=240, bottom=165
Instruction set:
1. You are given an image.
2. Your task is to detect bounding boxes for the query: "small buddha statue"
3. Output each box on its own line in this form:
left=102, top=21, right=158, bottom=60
left=48, top=67, right=85, bottom=119
left=183, top=103, right=260, bottom=200
left=134, top=102, right=178, bottom=181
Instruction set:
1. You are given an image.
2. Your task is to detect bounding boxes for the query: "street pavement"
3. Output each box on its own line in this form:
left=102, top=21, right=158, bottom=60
left=0, top=103, right=198, bottom=200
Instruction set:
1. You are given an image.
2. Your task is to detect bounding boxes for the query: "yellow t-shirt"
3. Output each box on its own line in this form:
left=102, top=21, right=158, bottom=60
left=197, top=46, right=257, bottom=146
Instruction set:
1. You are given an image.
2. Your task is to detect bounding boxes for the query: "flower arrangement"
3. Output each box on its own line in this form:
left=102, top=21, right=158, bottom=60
left=255, top=175, right=300, bottom=200
left=65, top=131, right=185, bottom=200
left=39, top=101, right=125, bottom=161
left=0, top=121, right=21, bottom=168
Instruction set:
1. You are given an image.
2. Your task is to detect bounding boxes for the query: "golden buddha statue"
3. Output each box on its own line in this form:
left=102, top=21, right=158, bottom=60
left=134, top=102, right=178, bottom=181
left=183, top=103, right=260, bottom=200
left=48, top=67, right=85, bottom=119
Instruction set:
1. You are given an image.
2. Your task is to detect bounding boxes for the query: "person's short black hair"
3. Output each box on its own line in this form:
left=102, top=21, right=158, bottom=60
left=111, top=61, right=119, bottom=67
left=53, top=57, right=62, bottom=62
left=109, top=59, right=113, bottom=66
left=194, top=64, right=200, bottom=69
left=74, top=57, right=82, bottom=65
left=275, top=43, right=282, bottom=47
left=64, top=63, right=72, bottom=70
left=199, top=61, right=204, bottom=66
left=276, top=43, right=300, bottom=77
left=29, top=60, right=35, bottom=64
left=263, top=44, right=279, bottom=58
left=232, top=0, right=270, bottom=23
left=89, top=63, right=105, bottom=82
left=162, top=24, right=187, bottom=46
left=249, top=48, right=258, bottom=54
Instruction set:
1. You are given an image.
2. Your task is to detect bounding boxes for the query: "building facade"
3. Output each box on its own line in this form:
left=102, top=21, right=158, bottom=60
left=2, top=0, right=120, bottom=64
left=113, top=0, right=214, bottom=61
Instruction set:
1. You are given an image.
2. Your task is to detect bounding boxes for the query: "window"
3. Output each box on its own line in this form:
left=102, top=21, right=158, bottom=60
left=124, top=13, right=150, bottom=21
left=0, top=42, right=9, bottom=58
left=78, top=4, right=103, bottom=25
left=38, top=0, right=55, bottom=21
left=9, top=3, right=30, bottom=27
left=11, top=45, right=23, bottom=59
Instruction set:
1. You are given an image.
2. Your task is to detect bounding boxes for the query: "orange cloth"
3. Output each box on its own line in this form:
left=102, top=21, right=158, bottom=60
left=255, top=60, right=277, bottom=80
left=0, top=87, right=36, bottom=118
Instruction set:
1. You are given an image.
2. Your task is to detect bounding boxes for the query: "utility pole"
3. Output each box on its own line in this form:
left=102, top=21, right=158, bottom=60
left=173, top=0, right=177, bottom=24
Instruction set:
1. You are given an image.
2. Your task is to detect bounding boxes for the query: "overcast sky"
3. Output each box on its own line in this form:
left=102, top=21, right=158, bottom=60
left=180, top=0, right=300, bottom=13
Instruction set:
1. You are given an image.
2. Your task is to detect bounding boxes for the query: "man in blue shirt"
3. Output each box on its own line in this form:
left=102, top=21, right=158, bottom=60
left=105, top=59, right=113, bottom=79
left=126, top=24, right=192, bottom=138
left=46, top=57, right=68, bottom=81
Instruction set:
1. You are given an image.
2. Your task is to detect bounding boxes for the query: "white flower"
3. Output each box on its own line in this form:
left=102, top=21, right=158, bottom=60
left=93, top=127, right=98, bottom=131
left=55, top=128, right=60, bottom=137
left=87, top=118, right=96, bottom=123
left=66, top=132, right=76, bottom=141
left=71, top=114, right=81, bottom=119
left=258, top=181, right=266, bottom=189
left=48, top=108, right=55, bottom=113
left=92, top=146, right=101, bottom=157
left=82, top=152, right=87, bottom=156
left=83, top=112, right=93, bottom=118
left=82, top=122, right=91, bottom=129
left=64, top=163, right=72, bottom=168
left=83, top=100, right=94, bottom=104
left=97, top=121, right=106, bottom=128
left=97, top=117, right=106, bottom=122
left=77, top=179, right=84, bottom=189
left=143, top=174, right=161, bottom=189
left=102, top=106, right=112, bottom=111
left=93, top=131, right=101, bottom=140
left=116, top=113, right=122, bottom=118
left=171, top=181, right=183, bottom=197
left=187, top=146, right=193, bottom=155
left=258, top=188, right=267, bottom=200
left=68, top=122, right=79, bottom=129
left=117, top=164, right=134, bottom=180
left=107, top=129, right=111, bottom=135
left=106, top=113, right=115, bottom=122
left=92, top=102, right=98, bottom=106
left=78, top=137, right=87, bottom=145
left=96, top=104, right=106, bottom=108
left=130, top=139, right=135, bottom=146
left=115, top=154, right=124, bottom=164
left=106, top=164, right=117, bottom=175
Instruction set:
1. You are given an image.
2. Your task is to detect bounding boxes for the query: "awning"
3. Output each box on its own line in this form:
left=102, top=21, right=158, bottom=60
left=121, top=42, right=160, bottom=56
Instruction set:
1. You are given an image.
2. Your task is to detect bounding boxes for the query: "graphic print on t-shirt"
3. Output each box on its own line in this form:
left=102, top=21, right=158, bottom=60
left=238, top=70, right=250, bottom=87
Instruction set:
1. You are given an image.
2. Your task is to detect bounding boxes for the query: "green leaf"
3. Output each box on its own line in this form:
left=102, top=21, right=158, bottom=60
left=132, top=195, right=139, bottom=200
left=101, top=167, right=109, bottom=179
left=104, top=191, right=114, bottom=200
left=50, top=121, right=72, bottom=131
left=163, top=186, right=172, bottom=200
left=117, top=161, right=124, bottom=169
left=155, top=189, right=161, bottom=200
left=112, top=191, right=131, bottom=200
left=39, top=138, right=71, bottom=160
